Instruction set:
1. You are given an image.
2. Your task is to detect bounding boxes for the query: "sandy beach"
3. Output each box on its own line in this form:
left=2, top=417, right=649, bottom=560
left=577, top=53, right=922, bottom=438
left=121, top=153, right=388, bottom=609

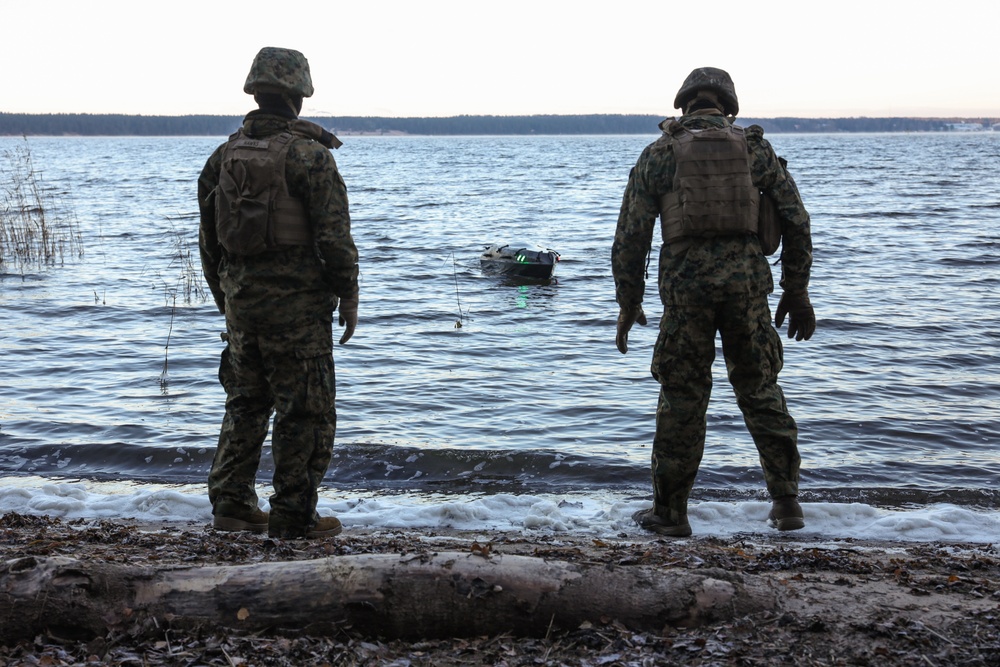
left=1, top=512, right=997, bottom=666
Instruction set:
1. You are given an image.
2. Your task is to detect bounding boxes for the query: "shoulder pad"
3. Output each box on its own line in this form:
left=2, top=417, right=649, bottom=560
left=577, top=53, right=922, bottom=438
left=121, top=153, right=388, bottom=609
left=658, top=117, right=684, bottom=136
left=290, top=119, right=343, bottom=149
left=745, top=124, right=765, bottom=139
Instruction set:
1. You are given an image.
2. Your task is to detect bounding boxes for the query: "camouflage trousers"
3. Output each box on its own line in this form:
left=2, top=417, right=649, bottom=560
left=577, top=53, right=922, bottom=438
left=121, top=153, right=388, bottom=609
left=208, top=318, right=337, bottom=534
left=649, top=294, right=800, bottom=523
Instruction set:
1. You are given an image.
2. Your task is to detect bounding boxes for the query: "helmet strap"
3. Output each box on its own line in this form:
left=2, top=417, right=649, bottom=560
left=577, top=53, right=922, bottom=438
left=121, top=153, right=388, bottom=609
left=283, top=93, right=304, bottom=117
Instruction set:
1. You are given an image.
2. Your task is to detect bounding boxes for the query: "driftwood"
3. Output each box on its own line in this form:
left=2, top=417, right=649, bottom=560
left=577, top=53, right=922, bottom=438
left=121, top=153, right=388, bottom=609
left=0, top=551, right=776, bottom=642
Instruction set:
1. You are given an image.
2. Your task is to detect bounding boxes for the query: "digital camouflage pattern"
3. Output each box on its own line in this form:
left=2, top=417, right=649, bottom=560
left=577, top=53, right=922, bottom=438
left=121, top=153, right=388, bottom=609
left=612, top=110, right=812, bottom=524
left=673, top=67, right=740, bottom=117
left=612, top=112, right=812, bottom=309
left=243, top=46, right=314, bottom=97
left=650, top=297, right=801, bottom=522
left=199, top=110, right=358, bottom=537
left=208, top=322, right=336, bottom=536
left=199, top=113, right=358, bottom=330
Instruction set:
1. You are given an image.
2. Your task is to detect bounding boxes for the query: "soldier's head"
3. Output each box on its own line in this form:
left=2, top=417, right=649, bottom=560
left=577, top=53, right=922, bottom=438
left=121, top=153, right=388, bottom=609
left=673, top=67, right=739, bottom=117
left=244, top=47, right=314, bottom=117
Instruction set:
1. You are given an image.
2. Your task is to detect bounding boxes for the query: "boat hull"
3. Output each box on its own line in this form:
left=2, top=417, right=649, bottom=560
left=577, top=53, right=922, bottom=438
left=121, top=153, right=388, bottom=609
left=480, top=244, right=559, bottom=281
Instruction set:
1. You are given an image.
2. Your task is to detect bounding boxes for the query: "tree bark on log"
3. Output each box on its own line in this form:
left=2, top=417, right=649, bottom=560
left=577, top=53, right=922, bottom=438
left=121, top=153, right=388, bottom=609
left=1, top=552, right=777, bottom=642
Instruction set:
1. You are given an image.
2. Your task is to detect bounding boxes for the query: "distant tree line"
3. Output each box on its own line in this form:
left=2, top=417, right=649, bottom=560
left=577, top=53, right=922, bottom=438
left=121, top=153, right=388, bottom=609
left=1, top=112, right=995, bottom=136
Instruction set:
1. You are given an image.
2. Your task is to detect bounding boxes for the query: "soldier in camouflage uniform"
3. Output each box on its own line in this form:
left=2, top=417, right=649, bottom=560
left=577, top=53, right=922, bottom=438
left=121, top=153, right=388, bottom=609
left=612, top=67, right=815, bottom=536
left=198, top=47, right=359, bottom=539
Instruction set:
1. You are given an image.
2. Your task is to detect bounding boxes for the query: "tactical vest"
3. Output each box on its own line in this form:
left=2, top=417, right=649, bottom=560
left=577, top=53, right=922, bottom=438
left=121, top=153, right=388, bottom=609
left=215, top=129, right=312, bottom=256
left=658, top=121, right=759, bottom=244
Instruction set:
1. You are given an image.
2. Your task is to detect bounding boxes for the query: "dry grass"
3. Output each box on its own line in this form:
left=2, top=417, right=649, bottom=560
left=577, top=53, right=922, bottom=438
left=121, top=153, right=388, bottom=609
left=160, top=216, right=207, bottom=306
left=0, top=137, right=82, bottom=275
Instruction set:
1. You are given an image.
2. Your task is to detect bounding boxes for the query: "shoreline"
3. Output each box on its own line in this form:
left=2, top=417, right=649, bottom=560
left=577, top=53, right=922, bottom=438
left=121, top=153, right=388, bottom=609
left=2, top=513, right=998, bottom=665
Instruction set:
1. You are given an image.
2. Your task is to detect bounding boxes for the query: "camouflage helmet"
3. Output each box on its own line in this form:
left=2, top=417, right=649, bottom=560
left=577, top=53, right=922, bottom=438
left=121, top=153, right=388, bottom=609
left=673, top=67, right=739, bottom=116
left=243, top=47, right=314, bottom=98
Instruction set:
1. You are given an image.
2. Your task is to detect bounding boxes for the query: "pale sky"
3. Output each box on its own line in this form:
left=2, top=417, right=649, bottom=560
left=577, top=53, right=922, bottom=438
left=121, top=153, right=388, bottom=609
left=3, top=0, right=998, bottom=119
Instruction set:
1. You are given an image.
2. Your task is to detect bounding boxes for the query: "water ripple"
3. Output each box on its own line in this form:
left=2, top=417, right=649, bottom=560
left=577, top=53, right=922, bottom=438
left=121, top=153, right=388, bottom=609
left=2, top=133, right=998, bottom=505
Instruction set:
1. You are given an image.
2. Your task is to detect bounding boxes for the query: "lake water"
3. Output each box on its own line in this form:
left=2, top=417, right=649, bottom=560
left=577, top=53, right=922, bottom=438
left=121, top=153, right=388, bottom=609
left=2, top=131, right=999, bottom=536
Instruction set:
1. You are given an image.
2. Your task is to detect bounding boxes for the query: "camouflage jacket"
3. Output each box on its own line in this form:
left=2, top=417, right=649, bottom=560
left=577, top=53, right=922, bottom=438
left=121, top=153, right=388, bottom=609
left=198, top=111, right=359, bottom=331
left=612, top=111, right=812, bottom=307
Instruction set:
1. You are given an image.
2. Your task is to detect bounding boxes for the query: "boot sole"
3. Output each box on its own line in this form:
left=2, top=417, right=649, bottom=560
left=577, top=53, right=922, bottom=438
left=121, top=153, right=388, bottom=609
left=632, top=509, right=692, bottom=537
left=307, top=525, right=344, bottom=538
left=213, top=516, right=268, bottom=533
left=269, top=523, right=344, bottom=539
left=769, top=515, right=805, bottom=531
left=644, top=524, right=693, bottom=537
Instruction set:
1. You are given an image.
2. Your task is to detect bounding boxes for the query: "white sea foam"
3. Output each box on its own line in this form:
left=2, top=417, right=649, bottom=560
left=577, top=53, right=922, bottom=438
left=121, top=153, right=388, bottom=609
left=1, top=477, right=997, bottom=545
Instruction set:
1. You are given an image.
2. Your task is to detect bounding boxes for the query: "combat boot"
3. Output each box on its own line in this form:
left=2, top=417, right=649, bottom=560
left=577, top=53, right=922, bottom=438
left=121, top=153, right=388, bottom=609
left=213, top=504, right=269, bottom=533
left=269, top=515, right=343, bottom=539
left=307, top=516, right=343, bottom=538
left=768, top=495, right=805, bottom=531
left=632, top=507, right=692, bottom=537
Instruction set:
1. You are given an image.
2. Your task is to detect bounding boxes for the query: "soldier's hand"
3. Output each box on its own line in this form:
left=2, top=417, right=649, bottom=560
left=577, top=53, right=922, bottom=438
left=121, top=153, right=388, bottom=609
left=616, top=304, right=648, bottom=354
left=775, top=290, right=815, bottom=341
left=338, top=296, right=359, bottom=345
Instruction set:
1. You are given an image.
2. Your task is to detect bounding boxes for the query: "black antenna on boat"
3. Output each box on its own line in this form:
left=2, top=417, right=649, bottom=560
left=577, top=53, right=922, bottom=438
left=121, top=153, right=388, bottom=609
left=452, top=252, right=466, bottom=328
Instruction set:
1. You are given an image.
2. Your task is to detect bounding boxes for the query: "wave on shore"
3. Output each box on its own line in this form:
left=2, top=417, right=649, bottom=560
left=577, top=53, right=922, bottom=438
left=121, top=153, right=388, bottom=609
left=1, top=477, right=997, bottom=544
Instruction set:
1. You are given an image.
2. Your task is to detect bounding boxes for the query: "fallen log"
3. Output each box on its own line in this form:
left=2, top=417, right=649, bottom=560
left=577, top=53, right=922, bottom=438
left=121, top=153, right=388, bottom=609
left=0, top=551, right=776, bottom=642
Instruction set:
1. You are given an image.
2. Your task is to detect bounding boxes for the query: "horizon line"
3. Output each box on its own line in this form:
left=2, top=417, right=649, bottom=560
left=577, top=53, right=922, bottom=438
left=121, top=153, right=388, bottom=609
left=3, top=111, right=1000, bottom=122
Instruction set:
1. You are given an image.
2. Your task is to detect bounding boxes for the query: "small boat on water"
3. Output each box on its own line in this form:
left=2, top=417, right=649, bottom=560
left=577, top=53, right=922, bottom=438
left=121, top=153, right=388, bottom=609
left=480, top=242, right=560, bottom=281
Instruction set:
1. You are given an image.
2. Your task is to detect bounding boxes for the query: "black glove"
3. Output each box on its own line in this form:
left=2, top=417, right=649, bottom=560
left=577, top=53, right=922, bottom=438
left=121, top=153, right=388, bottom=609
left=616, top=304, right=648, bottom=354
left=338, top=297, right=358, bottom=344
left=775, top=291, right=815, bottom=341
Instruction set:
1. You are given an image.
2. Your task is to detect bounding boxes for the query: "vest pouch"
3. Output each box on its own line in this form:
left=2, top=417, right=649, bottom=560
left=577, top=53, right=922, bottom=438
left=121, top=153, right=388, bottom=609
left=216, top=153, right=273, bottom=256
left=659, top=123, right=759, bottom=243
left=757, top=192, right=781, bottom=255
